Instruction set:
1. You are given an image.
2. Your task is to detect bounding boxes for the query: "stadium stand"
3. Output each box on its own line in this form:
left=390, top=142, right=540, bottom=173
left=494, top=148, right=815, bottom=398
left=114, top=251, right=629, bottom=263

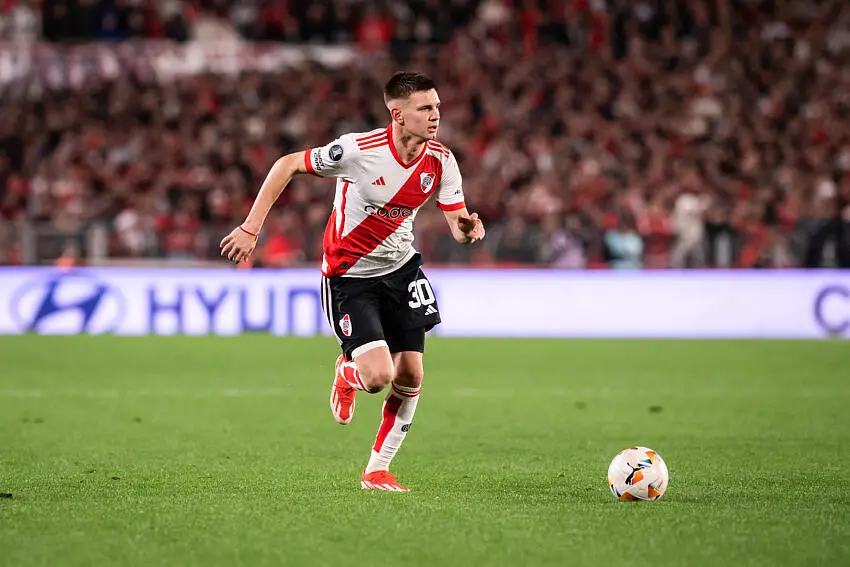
left=1, top=0, right=848, bottom=268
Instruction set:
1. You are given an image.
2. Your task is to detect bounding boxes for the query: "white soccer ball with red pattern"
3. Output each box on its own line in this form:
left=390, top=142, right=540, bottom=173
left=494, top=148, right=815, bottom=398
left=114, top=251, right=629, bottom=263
left=607, top=446, right=669, bottom=501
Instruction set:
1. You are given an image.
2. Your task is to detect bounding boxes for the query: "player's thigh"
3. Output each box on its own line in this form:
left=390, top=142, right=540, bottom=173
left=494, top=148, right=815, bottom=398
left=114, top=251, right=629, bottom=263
left=382, top=262, right=442, bottom=335
left=321, top=275, right=386, bottom=361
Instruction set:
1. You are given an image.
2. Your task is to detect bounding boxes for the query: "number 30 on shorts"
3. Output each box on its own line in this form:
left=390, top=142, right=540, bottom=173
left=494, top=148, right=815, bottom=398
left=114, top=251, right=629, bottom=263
left=408, top=278, right=435, bottom=309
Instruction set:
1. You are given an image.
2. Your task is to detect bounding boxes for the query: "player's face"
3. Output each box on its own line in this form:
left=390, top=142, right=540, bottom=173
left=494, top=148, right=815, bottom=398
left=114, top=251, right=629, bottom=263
left=402, top=89, right=441, bottom=141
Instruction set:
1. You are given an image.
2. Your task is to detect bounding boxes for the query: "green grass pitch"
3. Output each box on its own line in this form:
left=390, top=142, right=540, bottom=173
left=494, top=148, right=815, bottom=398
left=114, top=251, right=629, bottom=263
left=1, top=336, right=848, bottom=567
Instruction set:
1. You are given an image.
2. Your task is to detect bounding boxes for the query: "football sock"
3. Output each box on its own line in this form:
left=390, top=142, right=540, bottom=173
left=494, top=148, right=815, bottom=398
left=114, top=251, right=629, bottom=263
left=365, top=383, right=421, bottom=474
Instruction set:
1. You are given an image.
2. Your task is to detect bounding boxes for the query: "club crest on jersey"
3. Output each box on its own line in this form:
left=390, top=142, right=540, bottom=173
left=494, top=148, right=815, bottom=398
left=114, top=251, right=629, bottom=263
left=420, top=172, right=435, bottom=193
left=339, top=314, right=352, bottom=337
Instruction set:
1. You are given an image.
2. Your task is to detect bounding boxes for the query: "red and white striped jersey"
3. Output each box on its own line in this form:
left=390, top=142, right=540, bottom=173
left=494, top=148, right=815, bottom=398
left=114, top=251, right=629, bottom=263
left=305, top=123, right=466, bottom=278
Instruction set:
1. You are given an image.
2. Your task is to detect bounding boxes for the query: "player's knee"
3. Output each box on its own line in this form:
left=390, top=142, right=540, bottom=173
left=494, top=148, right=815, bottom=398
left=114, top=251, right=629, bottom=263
left=361, top=367, right=393, bottom=393
left=394, top=368, right=424, bottom=389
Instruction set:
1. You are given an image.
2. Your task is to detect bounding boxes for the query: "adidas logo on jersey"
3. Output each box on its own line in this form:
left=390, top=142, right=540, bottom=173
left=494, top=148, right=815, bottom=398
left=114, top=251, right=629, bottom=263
left=371, top=177, right=386, bottom=186
left=424, top=305, right=438, bottom=316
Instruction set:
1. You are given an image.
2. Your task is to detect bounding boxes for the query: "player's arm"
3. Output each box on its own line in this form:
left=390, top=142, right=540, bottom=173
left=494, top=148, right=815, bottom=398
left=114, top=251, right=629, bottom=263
left=244, top=151, right=310, bottom=233
left=443, top=206, right=485, bottom=244
left=435, top=151, right=483, bottom=244
left=220, top=136, right=355, bottom=264
left=219, top=151, right=309, bottom=263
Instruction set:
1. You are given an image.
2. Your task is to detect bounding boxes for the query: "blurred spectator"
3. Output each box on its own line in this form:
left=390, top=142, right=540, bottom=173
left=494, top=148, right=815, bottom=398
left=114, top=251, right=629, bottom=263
left=540, top=213, right=588, bottom=269
left=192, top=6, right=241, bottom=43
left=256, top=210, right=304, bottom=267
left=670, top=172, right=710, bottom=269
left=704, top=203, right=737, bottom=268
left=0, top=0, right=40, bottom=40
left=639, top=202, right=673, bottom=269
left=604, top=211, right=643, bottom=269
left=492, top=209, right=541, bottom=264
left=752, top=227, right=795, bottom=269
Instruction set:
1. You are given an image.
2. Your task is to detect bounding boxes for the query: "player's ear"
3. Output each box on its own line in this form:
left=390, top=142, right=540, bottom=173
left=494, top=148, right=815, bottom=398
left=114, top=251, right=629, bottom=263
left=391, top=107, right=403, bottom=124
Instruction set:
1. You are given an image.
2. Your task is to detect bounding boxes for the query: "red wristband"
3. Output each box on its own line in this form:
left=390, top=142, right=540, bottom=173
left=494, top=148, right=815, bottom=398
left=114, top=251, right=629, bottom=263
left=239, top=225, right=258, bottom=238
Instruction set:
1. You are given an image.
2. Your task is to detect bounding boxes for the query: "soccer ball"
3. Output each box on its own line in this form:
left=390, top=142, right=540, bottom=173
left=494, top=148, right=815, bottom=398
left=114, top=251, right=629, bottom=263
left=607, top=446, right=669, bottom=501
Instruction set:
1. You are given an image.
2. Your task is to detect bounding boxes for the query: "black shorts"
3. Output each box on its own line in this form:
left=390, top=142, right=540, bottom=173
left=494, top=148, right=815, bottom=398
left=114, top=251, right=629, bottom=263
left=320, top=254, right=442, bottom=360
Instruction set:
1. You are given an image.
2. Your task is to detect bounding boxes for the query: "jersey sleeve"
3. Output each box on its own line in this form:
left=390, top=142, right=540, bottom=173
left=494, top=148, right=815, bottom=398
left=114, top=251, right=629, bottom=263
left=304, top=134, right=359, bottom=178
left=436, top=152, right=466, bottom=211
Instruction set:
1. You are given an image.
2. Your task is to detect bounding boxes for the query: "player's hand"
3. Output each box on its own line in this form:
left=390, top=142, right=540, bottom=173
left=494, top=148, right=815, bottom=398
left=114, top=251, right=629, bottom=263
left=457, top=212, right=485, bottom=243
left=220, top=226, right=258, bottom=264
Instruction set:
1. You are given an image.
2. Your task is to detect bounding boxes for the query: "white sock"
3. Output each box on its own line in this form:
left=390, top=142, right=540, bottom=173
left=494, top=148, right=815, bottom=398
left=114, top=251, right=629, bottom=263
left=365, top=383, right=421, bottom=474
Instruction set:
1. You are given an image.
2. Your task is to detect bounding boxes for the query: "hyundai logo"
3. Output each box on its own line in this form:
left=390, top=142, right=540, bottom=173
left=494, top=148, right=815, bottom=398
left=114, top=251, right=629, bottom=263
left=10, top=271, right=126, bottom=334
left=813, top=285, right=849, bottom=337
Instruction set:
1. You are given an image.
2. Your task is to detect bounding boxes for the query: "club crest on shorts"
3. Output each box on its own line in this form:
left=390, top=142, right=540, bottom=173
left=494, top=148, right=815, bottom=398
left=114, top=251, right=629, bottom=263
left=420, top=172, right=435, bottom=193
left=339, top=314, right=352, bottom=337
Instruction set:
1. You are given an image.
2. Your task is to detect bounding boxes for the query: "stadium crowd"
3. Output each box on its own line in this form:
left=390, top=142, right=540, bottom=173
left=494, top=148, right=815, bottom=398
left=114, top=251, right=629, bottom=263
left=1, top=0, right=849, bottom=268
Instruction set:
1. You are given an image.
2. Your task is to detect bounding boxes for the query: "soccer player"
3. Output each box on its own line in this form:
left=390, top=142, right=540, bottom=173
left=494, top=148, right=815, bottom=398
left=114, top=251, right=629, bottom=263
left=220, top=72, right=485, bottom=492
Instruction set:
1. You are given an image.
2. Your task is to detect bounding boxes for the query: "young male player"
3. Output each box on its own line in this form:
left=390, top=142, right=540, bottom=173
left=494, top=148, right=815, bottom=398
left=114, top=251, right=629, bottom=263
left=220, top=72, right=485, bottom=492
